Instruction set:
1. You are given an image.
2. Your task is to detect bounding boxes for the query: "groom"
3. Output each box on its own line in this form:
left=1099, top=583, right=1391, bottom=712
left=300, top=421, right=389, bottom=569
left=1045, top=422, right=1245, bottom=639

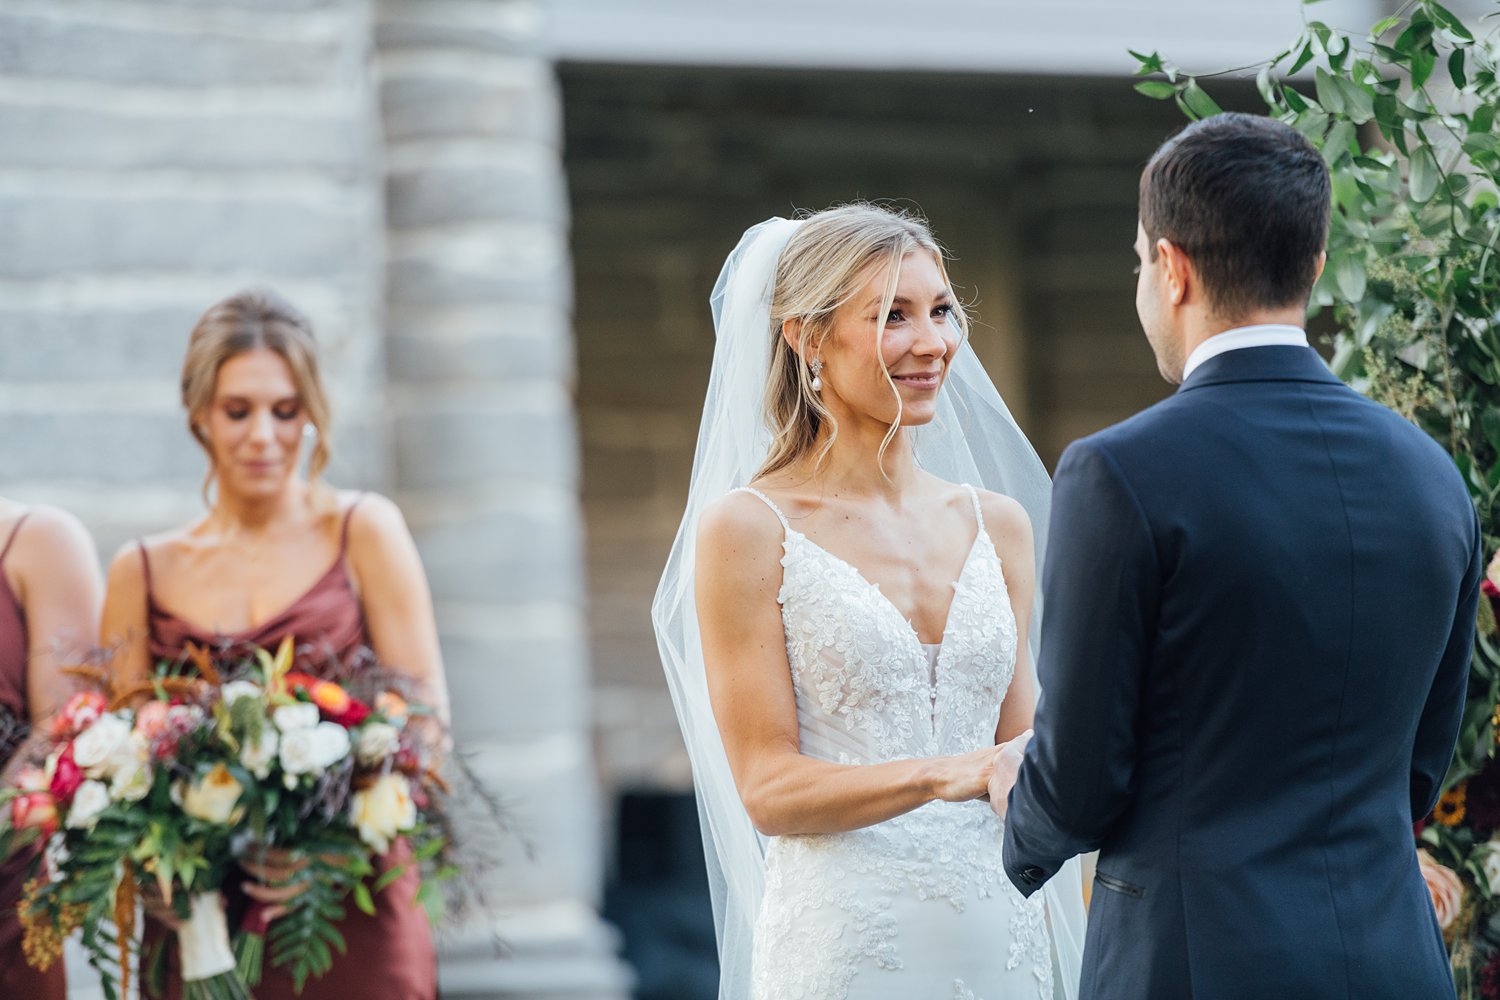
left=992, top=112, right=1480, bottom=999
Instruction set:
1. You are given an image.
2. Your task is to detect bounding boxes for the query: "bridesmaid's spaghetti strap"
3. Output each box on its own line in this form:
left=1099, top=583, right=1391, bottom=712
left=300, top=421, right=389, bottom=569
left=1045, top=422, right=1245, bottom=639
left=0, top=514, right=29, bottom=569
left=339, top=494, right=366, bottom=556
left=136, top=540, right=155, bottom=602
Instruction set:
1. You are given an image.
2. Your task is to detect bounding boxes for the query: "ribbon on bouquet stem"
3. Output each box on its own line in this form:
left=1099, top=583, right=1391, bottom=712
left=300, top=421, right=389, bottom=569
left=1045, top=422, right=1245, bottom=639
left=177, top=891, right=252, bottom=999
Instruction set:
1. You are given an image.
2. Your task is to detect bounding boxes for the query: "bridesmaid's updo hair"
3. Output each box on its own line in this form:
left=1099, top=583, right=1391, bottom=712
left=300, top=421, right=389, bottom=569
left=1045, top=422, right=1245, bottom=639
left=181, top=288, right=333, bottom=499
left=759, top=203, right=966, bottom=480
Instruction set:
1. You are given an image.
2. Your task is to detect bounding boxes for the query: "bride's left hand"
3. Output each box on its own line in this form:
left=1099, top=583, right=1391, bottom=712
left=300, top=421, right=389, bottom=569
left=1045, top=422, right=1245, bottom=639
left=986, top=729, right=1033, bottom=820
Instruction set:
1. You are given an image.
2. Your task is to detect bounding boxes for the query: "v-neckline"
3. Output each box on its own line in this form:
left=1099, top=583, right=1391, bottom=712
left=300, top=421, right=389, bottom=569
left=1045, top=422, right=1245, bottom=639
left=785, top=527, right=987, bottom=649
left=148, top=556, right=347, bottom=640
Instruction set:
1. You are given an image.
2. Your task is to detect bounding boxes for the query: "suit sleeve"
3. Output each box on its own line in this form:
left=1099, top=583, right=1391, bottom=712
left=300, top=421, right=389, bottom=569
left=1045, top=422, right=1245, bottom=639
left=1410, top=503, right=1481, bottom=820
left=1003, top=438, right=1160, bottom=896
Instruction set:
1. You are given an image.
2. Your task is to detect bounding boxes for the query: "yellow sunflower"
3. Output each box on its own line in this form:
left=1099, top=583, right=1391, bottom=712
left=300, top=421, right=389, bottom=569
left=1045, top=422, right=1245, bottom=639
left=1435, top=780, right=1469, bottom=827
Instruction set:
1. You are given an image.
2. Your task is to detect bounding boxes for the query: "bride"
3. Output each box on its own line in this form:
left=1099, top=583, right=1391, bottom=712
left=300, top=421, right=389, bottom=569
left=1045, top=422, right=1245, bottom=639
left=654, top=204, right=1086, bottom=1000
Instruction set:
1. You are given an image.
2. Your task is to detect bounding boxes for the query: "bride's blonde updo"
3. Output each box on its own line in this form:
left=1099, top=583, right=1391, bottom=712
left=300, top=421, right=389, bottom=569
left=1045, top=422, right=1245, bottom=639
left=759, top=203, right=967, bottom=480
left=181, top=288, right=334, bottom=502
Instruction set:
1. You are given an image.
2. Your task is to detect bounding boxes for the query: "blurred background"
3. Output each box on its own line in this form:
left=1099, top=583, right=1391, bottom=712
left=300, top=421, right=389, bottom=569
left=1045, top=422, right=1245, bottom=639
left=0, top=0, right=1427, bottom=997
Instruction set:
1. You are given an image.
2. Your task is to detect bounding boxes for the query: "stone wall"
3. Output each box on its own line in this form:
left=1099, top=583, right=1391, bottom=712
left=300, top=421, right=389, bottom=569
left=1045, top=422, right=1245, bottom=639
left=564, top=64, right=1259, bottom=798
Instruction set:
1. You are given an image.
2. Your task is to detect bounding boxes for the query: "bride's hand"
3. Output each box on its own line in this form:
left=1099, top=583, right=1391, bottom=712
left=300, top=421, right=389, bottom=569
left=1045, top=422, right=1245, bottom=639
left=987, top=729, right=1034, bottom=820
left=240, top=846, right=311, bottom=922
left=932, top=745, right=1009, bottom=802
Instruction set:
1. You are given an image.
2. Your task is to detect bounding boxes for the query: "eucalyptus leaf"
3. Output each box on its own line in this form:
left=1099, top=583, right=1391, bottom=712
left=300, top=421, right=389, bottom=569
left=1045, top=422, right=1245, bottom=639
left=1179, top=79, right=1222, bottom=120
left=1410, top=145, right=1441, bottom=203
left=1134, top=80, right=1178, bottom=100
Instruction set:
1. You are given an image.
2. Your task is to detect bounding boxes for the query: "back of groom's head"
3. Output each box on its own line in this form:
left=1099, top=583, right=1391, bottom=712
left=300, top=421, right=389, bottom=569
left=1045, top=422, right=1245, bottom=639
left=1140, top=112, right=1331, bottom=320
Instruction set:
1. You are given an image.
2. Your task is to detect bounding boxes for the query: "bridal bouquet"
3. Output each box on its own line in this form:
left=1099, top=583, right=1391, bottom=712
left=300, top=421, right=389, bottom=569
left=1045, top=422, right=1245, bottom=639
left=0, top=638, right=455, bottom=1000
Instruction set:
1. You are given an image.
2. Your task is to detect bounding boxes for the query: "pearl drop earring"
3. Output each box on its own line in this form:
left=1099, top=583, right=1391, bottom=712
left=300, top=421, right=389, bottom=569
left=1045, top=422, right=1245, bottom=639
left=809, top=357, right=824, bottom=393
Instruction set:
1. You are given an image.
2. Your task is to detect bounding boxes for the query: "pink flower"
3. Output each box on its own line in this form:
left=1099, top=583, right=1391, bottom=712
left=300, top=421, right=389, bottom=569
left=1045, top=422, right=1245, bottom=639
left=11, top=790, right=58, bottom=838
left=1419, top=850, right=1464, bottom=932
left=134, top=700, right=170, bottom=741
left=50, top=690, right=106, bottom=741
left=48, top=744, right=83, bottom=805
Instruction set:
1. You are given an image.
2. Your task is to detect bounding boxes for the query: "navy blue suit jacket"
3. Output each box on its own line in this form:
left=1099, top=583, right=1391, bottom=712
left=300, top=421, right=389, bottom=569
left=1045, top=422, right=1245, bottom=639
left=1003, top=346, right=1480, bottom=999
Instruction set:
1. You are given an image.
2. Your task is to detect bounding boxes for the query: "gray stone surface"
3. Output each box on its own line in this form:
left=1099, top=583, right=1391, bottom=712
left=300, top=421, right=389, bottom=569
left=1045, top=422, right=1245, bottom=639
left=0, top=192, right=367, bottom=279
left=394, top=396, right=579, bottom=491
left=0, top=105, right=367, bottom=171
left=380, top=71, right=561, bottom=144
left=386, top=302, right=573, bottom=384
left=0, top=10, right=349, bottom=87
left=387, top=163, right=568, bottom=228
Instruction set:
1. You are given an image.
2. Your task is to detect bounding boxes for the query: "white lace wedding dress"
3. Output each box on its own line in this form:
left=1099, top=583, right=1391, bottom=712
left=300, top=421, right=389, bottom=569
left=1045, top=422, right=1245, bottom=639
left=737, top=484, right=1055, bottom=1000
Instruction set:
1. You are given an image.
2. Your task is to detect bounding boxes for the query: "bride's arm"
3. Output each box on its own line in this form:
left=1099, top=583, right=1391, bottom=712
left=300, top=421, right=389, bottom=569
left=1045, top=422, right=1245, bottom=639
left=983, top=492, right=1038, bottom=745
left=695, top=493, right=999, bottom=838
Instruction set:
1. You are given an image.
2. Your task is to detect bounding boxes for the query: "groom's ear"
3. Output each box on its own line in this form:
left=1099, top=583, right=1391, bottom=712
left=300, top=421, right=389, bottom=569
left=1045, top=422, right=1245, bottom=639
left=1156, top=237, right=1193, bottom=307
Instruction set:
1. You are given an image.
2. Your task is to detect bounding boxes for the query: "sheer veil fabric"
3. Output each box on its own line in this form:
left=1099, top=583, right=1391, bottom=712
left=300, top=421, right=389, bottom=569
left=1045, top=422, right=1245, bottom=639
left=652, top=218, right=1086, bottom=999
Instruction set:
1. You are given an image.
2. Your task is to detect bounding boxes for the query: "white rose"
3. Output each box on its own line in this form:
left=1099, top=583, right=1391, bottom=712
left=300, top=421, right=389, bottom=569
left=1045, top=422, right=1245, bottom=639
left=66, top=780, right=111, bottom=830
left=239, top=728, right=279, bottom=781
left=179, top=763, right=244, bottom=825
left=355, top=722, right=401, bottom=766
left=309, top=722, right=351, bottom=770
left=278, top=728, right=318, bottom=777
left=110, top=757, right=153, bottom=803
left=220, top=680, right=263, bottom=707
left=273, top=703, right=320, bottom=734
left=72, top=714, right=133, bottom=778
left=1483, top=839, right=1500, bottom=893
left=349, top=773, right=416, bottom=854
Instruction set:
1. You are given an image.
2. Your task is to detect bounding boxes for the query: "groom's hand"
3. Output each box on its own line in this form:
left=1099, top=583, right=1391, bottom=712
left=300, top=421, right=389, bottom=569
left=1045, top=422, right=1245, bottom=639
left=988, top=729, right=1033, bottom=820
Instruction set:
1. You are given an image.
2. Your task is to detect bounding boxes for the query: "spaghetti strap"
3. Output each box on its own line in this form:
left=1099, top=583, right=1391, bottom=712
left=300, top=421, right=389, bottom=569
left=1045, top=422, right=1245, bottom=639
left=732, top=486, right=791, bottom=535
left=0, top=514, right=29, bottom=569
left=338, top=494, right=366, bottom=556
left=136, top=540, right=154, bottom=599
left=963, top=484, right=986, bottom=534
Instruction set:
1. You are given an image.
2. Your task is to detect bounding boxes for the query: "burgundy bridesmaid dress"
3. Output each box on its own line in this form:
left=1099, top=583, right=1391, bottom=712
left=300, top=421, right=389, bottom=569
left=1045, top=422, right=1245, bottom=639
left=139, top=500, right=437, bottom=1000
left=0, top=514, right=68, bottom=999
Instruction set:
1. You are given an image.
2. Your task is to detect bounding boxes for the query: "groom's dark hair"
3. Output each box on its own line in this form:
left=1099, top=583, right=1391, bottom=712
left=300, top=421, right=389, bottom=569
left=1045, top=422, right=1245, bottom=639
left=1140, top=112, right=1330, bottom=320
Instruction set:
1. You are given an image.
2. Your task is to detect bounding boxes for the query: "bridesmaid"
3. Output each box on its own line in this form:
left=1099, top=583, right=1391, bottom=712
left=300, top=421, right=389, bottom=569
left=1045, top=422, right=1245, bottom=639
left=101, top=289, right=450, bottom=1000
left=0, top=498, right=103, bottom=999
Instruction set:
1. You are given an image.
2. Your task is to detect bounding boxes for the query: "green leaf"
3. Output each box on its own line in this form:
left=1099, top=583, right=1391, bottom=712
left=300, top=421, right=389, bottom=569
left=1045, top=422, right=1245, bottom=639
left=1450, top=48, right=1467, bottom=90
left=1334, top=254, right=1367, bottom=301
left=1428, top=2, right=1475, bottom=42
left=1129, top=49, right=1165, bottom=76
left=1284, top=87, right=1312, bottom=114
left=1370, top=14, right=1404, bottom=38
left=1473, top=103, right=1496, bottom=135
left=1315, top=68, right=1346, bottom=114
left=1335, top=77, right=1375, bottom=124
left=1178, top=79, right=1222, bottom=120
left=1134, top=80, right=1178, bottom=100
left=1410, top=145, right=1441, bottom=202
left=1411, top=45, right=1438, bottom=88
left=351, top=881, right=375, bottom=916
left=1290, top=39, right=1318, bottom=76
left=1256, top=63, right=1277, bottom=105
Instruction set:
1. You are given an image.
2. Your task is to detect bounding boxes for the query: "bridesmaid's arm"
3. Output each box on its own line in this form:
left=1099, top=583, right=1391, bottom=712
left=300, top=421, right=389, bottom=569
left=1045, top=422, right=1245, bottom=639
left=982, top=492, right=1038, bottom=746
left=14, top=507, right=103, bottom=723
left=697, top=491, right=1003, bottom=838
left=344, top=495, right=451, bottom=734
left=101, top=544, right=153, bottom=693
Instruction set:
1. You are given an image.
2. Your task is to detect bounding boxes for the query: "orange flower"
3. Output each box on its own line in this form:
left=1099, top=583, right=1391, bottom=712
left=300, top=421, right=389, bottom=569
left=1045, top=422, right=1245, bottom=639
left=1435, top=781, right=1468, bottom=827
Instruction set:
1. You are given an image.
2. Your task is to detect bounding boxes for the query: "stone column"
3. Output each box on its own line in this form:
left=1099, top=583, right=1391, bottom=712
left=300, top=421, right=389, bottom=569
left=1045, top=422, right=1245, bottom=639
left=374, top=2, right=630, bottom=997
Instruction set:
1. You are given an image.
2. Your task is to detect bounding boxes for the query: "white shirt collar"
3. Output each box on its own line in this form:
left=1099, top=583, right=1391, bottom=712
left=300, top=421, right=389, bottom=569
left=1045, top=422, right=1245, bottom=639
left=1181, top=324, right=1310, bottom=381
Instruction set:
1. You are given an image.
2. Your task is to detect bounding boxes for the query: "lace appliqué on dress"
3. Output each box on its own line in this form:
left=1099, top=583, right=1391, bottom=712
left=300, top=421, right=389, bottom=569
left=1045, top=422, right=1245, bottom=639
left=748, top=486, right=1052, bottom=1000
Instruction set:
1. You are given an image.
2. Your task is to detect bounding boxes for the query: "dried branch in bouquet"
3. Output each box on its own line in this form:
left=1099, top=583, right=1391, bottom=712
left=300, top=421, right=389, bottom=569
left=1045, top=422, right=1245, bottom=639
left=113, top=860, right=137, bottom=998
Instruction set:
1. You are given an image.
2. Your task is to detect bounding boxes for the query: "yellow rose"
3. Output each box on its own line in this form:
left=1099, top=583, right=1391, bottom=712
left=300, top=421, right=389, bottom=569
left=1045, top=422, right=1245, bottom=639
left=349, top=773, right=416, bottom=854
left=180, top=763, right=245, bottom=826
